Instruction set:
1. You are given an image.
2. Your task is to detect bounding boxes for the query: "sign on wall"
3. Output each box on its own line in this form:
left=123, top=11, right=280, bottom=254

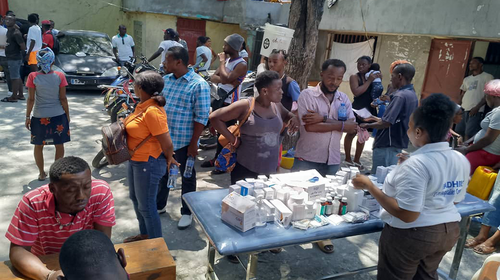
left=260, top=23, right=295, bottom=57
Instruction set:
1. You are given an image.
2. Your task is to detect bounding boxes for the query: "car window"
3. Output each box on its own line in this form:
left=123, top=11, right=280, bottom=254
left=59, top=34, right=114, bottom=57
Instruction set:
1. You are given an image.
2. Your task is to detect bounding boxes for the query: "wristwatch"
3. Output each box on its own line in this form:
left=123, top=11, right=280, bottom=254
left=322, top=115, right=327, bottom=122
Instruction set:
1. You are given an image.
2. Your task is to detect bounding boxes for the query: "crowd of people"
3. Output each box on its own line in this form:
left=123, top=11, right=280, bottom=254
left=2, top=10, right=500, bottom=280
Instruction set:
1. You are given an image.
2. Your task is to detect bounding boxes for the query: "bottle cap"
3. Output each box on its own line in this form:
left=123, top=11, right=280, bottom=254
left=306, top=201, right=314, bottom=207
left=342, top=197, right=347, bottom=202
left=320, top=198, right=327, bottom=202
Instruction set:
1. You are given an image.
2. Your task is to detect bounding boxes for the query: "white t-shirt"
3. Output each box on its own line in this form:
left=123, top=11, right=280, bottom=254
left=380, top=142, right=470, bottom=229
left=365, top=70, right=381, bottom=83
left=26, top=25, right=42, bottom=53
left=460, top=72, right=494, bottom=112
left=239, top=49, right=248, bottom=59
left=195, top=46, right=212, bottom=71
left=111, top=34, right=135, bottom=61
left=474, top=106, right=500, bottom=155
left=219, top=57, right=247, bottom=103
left=158, top=40, right=183, bottom=66
left=0, top=25, right=7, bottom=57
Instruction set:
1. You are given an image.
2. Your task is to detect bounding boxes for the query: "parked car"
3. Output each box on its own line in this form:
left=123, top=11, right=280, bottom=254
left=52, top=30, right=119, bottom=89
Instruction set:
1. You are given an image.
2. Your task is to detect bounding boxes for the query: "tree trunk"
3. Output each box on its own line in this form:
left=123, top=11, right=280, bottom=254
left=286, top=0, right=326, bottom=90
left=282, top=0, right=325, bottom=150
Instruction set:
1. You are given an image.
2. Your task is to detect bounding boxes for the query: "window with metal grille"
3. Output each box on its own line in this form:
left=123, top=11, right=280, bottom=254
left=327, top=33, right=378, bottom=59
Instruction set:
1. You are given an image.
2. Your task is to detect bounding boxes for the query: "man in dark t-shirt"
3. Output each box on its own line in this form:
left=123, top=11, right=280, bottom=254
left=360, top=63, right=418, bottom=173
left=3, top=15, right=26, bottom=102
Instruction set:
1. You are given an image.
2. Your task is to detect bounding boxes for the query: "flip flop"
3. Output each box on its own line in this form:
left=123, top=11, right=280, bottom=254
left=38, top=172, right=47, bottom=181
left=344, top=160, right=355, bottom=167
left=17, top=97, right=25, bottom=100
left=123, top=234, right=149, bottom=243
left=473, top=243, right=497, bottom=255
left=1, top=97, right=17, bottom=103
left=465, top=237, right=485, bottom=248
left=354, top=162, right=365, bottom=171
left=317, top=240, right=335, bottom=254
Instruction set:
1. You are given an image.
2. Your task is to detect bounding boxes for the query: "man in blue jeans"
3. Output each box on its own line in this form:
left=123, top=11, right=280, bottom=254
left=2, top=15, right=25, bottom=103
left=157, top=46, right=210, bottom=229
left=360, top=63, right=418, bottom=174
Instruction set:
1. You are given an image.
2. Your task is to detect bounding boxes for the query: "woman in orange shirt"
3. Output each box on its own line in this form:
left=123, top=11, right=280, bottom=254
left=123, top=71, right=178, bottom=243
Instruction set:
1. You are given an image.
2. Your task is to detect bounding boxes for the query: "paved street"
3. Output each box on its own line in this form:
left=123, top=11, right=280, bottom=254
left=0, top=84, right=492, bottom=280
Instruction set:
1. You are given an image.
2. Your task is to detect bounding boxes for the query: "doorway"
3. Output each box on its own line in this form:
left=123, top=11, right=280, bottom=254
left=421, top=39, right=472, bottom=102
left=177, top=18, right=206, bottom=65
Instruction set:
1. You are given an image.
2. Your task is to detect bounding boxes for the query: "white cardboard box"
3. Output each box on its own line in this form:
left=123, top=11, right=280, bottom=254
left=270, top=199, right=293, bottom=227
left=287, top=181, right=326, bottom=202
left=221, top=192, right=257, bottom=232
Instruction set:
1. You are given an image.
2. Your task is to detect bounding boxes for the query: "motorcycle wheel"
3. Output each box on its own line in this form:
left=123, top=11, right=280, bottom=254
left=110, top=100, right=126, bottom=123
left=92, top=150, right=109, bottom=169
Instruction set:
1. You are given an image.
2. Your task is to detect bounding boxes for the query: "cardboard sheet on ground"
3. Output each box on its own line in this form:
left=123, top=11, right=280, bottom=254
left=352, top=108, right=375, bottom=119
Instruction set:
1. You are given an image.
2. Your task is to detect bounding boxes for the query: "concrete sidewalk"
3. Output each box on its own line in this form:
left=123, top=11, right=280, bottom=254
left=0, top=85, right=490, bottom=280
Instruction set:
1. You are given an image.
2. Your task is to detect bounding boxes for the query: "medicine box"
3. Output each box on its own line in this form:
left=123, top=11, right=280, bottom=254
left=263, top=188, right=275, bottom=200
left=270, top=199, right=293, bottom=227
left=229, top=185, right=241, bottom=194
left=287, top=182, right=325, bottom=202
left=254, top=188, right=265, bottom=198
left=263, top=199, right=276, bottom=222
left=258, top=175, right=268, bottom=181
left=221, top=192, right=257, bottom=232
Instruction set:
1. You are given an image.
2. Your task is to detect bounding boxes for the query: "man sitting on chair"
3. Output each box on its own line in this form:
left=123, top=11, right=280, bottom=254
left=5, top=157, right=116, bottom=280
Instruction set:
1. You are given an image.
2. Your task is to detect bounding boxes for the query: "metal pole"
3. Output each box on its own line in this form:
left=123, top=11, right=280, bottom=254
left=246, top=253, right=259, bottom=280
left=449, top=216, right=472, bottom=280
left=206, top=243, right=219, bottom=280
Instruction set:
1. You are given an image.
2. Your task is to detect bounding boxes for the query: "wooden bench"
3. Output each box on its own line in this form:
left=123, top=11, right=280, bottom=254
left=0, top=238, right=176, bottom=280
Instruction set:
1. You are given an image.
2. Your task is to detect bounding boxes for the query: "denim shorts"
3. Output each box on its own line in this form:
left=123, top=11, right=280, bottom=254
left=7, top=59, right=22, bottom=79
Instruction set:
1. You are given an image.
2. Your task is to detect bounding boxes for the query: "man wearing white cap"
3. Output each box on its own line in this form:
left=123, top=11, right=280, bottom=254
left=201, top=34, right=248, bottom=174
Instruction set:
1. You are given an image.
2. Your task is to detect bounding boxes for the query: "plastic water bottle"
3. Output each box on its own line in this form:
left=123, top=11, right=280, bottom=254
left=338, top=103, right=348, bottom=121
left=183, top=156, right=195, bottom=178
left=255, top=196, right=267, bottom=227
left=167, top=165, right=179, bottom=189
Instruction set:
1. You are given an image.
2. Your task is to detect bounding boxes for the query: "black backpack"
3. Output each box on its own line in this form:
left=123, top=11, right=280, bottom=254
left=51, top=32, right=60, bottom=55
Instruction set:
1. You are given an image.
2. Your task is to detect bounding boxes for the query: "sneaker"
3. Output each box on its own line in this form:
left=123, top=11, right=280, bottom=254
left=178, top=214, right=192, bottom=229
left=157, top=207, right=167, bottom=214
left=201, top=159, right=215, bottom=168
left=211, top=169, right=225, bottom=175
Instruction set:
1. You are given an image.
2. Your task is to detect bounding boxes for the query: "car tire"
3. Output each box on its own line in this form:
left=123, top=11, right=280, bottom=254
left=92, top=150, right=109, bottom=169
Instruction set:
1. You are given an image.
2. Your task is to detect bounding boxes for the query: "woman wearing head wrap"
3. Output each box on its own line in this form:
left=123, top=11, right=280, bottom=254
left=25, top=48, right=70, bottom=181
left=463, top=82, right=500, bottom=255
left=457, top=79, right=500, bottom=174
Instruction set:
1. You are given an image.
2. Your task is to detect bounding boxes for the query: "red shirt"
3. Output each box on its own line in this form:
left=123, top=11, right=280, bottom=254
left=42, top=30, right=54, bottom=49
left=6, top=180, right=116, bottom=256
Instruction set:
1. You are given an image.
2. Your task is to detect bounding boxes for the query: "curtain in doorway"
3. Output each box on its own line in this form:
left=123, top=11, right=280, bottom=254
left=330, top=39, right=375, bottom=81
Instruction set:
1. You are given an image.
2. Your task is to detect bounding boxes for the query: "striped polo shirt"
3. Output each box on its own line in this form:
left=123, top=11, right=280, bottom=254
left=6, top=180, right=116, bottom=256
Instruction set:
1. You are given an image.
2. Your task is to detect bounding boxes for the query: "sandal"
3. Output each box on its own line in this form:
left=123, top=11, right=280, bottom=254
left=270, top=248, right=283, bottom=254
left=344, top=160, right=355, bottom=167
left=17, top=96, right=25, bottom=100
left=473, top=243, right=497, bottom=255
left=465, top=237, right=485, bottom=248
left=317, top=240, right=334, bottom=254
left=38, top=172, right=47, bottom=181
left=123, top=234, right=149, bottom=243
left=353, top=162, right=365, bottom=171
left=1, top=97, right=17, bottom=103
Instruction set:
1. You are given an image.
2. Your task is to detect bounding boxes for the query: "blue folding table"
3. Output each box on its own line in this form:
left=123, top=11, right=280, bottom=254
left=183, top=189, right=495, bottom=280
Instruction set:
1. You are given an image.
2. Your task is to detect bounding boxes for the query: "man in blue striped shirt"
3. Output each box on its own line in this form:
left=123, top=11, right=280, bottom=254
left=157, top=46, right=211, bottom=229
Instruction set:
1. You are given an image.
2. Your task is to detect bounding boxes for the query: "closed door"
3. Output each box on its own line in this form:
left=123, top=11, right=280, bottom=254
left=177, top=18, right=206, bottom=65
left=421, top=39, right=472, bottom=102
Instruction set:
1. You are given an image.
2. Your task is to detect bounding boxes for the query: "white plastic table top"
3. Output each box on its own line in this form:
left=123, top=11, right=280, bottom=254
left=183, top=189, right=495, bottom=256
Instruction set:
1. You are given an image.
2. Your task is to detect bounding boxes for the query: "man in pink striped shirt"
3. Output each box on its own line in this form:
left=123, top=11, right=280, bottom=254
left=5, top=156, right=116, bottom=280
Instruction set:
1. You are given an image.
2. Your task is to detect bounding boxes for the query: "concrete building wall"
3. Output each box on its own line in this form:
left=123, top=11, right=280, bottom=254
left=373, top=35, right=432, bottom=98
left=123, top=0, right=286, bottom=27
left=319, top=0, right=500, bottom=39
left=10, top=0, right=127, bottom=38
left=206, top=21, right=248, bottom=69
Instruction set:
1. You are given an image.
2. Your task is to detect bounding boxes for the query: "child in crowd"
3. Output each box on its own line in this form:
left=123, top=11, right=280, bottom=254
left=366, top=63, right=384, bottom=100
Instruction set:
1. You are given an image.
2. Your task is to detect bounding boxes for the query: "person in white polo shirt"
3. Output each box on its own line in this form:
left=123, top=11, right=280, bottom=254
left=112, top=25, right=135, bottom=66
left=352, top=93, right=470, bottom=280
